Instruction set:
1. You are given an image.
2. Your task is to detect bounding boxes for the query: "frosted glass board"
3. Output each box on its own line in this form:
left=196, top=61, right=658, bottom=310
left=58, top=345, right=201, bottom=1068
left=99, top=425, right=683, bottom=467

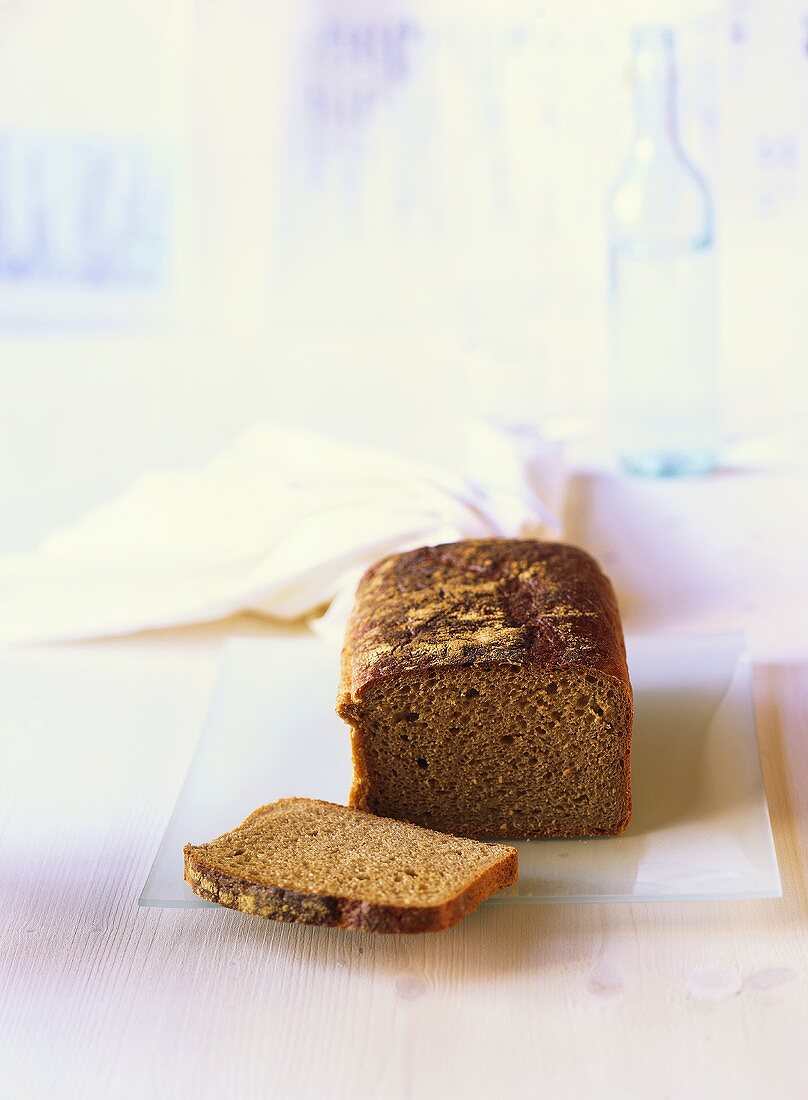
left=141, top=633, right=780, bottom=908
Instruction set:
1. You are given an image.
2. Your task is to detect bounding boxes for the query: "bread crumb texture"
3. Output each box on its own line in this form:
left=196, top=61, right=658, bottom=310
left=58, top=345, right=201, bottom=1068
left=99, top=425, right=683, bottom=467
left=184, top=798, right=517, bottom=933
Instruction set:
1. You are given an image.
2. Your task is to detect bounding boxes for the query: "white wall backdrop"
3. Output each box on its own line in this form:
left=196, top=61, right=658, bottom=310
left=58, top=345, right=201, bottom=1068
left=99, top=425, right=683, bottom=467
left=1, top=0, right=806, bottom=550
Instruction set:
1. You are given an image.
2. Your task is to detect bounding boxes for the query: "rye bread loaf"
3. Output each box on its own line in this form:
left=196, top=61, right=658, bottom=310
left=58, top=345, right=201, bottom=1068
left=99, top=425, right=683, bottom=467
left=337, top=539, right=633, bottom=838
left=184, top=797, right=517, bottom=933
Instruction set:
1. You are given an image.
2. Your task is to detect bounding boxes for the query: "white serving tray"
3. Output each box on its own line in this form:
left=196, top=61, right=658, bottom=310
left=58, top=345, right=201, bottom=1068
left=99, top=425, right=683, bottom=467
left=140, top=633, right=780, bottom=907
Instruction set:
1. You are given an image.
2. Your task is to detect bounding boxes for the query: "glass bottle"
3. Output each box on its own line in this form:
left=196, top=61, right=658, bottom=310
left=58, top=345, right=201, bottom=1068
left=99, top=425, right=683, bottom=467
left=609, top=27, right=718, bottom=477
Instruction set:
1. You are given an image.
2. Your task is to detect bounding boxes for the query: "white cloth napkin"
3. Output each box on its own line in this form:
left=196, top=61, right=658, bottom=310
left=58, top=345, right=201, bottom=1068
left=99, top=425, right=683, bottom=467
left=0, top=423, right=564, bottom=645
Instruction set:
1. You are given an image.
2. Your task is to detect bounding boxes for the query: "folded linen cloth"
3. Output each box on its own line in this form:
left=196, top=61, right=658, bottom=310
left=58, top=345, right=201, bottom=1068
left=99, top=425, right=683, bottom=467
left=0, top=423, right=563, bottom=645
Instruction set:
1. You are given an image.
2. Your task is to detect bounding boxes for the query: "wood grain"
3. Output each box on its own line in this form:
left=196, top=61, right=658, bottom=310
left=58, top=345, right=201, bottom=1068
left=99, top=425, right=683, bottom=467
left=3, top=466, right=808, bottom=1099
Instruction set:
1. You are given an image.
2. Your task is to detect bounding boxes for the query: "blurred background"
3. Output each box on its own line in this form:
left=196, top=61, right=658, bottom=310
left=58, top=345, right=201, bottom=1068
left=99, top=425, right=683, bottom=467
left=1, top=0, right=806, bottom=551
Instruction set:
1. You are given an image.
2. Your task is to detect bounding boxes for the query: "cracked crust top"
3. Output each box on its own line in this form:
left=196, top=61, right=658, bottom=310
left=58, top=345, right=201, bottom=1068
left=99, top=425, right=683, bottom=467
left=337, top=539, right=630, bottom=711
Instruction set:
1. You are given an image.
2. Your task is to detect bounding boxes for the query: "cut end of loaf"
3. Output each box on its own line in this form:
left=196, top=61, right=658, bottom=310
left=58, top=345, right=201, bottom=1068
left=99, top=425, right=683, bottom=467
left=184, top=798, right=518, bottom=933
left=344, top=665, right=632, bottom=838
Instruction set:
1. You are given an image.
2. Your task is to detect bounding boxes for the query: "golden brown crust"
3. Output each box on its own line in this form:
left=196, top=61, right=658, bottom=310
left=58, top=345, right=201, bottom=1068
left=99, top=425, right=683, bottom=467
left=183, top=841, right=518, bottom=934
left=338, top=539, right=630, bottom=704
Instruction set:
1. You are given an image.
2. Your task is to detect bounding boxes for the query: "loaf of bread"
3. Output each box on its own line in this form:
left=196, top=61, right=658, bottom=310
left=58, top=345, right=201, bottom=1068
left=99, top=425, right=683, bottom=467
left=184, top=798, right=517, bottom=933
left=337, top=539, right=632, bottom=838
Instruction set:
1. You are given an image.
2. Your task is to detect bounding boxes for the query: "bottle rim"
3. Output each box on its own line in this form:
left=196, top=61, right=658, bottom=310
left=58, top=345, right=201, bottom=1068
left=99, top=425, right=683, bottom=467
left=631, top=26, right=674, bottom=52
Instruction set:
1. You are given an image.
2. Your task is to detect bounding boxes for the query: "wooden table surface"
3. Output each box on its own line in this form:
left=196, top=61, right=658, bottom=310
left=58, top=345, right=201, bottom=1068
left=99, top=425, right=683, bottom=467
left=2, top=459, right=808, bottom=1100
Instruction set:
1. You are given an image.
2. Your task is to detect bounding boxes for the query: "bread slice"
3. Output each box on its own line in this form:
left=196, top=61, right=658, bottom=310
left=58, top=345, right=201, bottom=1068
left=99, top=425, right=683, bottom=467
left=184, top=798, right=518, bottom=933
left=337, top=539, right=633, bottom=838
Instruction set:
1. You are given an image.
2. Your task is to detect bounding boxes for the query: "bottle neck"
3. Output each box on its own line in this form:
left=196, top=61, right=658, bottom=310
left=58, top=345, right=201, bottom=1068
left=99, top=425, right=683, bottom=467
left=632, top=29, right=679, bottom=158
